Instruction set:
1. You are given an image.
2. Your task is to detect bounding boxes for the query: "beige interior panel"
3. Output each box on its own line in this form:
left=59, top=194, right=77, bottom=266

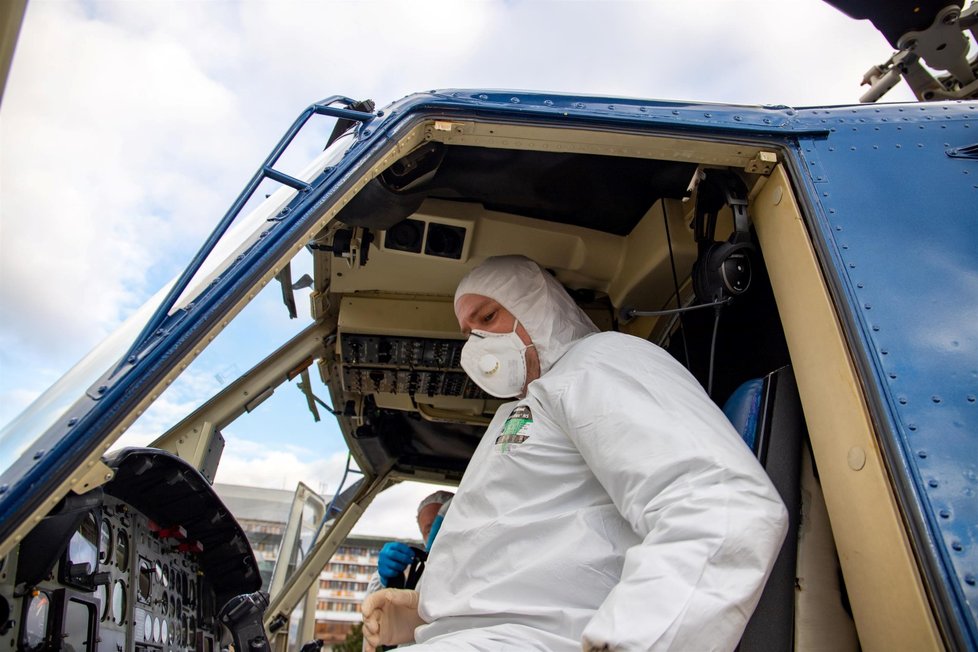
left=795, top=443, right=860, bottom=651
left=425, top=119, right=772, bottom=169
left=752, top=165, right=941, bottom=650
left=330, top=198, right=624, bottom=297
left=337, top=295, right=460, bottom=338
left=608, top=198, right=698, bottom=311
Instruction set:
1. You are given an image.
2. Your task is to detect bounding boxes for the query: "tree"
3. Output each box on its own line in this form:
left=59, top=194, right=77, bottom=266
left=332, top=622, right=364, bottom=652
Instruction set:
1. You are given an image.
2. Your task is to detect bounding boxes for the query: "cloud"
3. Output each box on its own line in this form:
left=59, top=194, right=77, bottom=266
left=0, top=1, right=252, bottom=365
left=213, top=432, right=452, bottom=541
left=353, top=481, right=455, bottom=542
left=213, top=436, right=349, bottom=492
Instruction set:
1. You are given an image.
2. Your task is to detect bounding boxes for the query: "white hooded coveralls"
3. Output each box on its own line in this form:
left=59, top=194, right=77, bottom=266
left=413, top=256, right=787, bottom=651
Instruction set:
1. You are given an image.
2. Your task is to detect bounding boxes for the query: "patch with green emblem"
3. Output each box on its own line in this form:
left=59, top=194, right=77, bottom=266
left=495, top=405, right=532, bottom=452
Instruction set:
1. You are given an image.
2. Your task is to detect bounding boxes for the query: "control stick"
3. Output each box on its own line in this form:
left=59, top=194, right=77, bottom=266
left=218, top=591, right=271, bottom=652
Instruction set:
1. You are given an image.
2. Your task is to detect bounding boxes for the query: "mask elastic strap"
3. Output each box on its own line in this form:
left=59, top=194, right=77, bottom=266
left=513, top=318, right=535, bottom=352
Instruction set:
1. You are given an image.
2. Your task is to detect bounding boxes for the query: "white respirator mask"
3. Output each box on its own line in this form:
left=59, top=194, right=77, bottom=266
left=460, top=321, right=534, bottom=398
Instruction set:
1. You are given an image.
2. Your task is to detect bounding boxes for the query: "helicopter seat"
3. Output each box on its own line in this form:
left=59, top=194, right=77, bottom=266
left=722, top=366, right=804, bottom=651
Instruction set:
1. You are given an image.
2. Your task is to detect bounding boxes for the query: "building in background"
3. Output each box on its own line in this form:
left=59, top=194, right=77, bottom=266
left=314, top=534, right=390, bottom=644
left=216, top=483, right=295, bottom=588
left=216, top=483, right=417, bottom=646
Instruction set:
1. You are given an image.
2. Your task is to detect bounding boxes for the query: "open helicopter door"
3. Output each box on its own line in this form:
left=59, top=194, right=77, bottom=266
left=267, top=482, right=325, bottom=652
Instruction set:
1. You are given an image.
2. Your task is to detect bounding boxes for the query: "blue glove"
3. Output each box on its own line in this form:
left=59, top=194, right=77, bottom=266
left=377, top=541, right=414, bottom=587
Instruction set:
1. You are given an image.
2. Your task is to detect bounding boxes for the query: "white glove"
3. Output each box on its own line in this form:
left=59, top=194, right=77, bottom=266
left=362, top=588, right=423, bottom=651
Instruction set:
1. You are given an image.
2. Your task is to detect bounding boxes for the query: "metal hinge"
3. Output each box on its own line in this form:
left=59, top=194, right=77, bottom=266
left=746, top=151, right=778, bottom=175
left=71, top=459, right=115, bottom=495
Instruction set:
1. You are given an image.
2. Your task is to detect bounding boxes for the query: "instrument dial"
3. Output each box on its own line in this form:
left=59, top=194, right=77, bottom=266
left=112, top=580, right=127, bottom=624
left=98, top=520, right=112, bottom=564
left=115, top=530, right=130, bottom=571
left=23, top=592, right=50, bottom=651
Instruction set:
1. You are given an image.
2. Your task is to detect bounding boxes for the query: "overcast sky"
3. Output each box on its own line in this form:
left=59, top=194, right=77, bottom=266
left=0, top=0, right=918, bottom=539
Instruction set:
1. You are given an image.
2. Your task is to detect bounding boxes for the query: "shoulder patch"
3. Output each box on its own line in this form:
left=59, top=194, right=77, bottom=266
left=496, top=404, right=533, bottom=451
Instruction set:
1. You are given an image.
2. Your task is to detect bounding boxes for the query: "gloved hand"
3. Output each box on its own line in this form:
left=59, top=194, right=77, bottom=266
left=377, top=541, right=414, bottom=587
left=361, top=589, right=423, bottom=652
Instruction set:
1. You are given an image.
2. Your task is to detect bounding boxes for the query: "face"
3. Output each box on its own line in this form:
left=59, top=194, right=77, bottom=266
left=417, top=503, right=442, bottom=542
left=455, top=293, right=541, bottom=396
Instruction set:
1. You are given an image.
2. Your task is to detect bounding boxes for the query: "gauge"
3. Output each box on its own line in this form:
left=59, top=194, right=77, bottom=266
left=161, top=591, right=168, bottom=615
left=153, top=616, right=161, bottom=642
left=162, top=618, right=169, bottom=644
left=154, top=561, right=164, bottom=584
left=98, top=520, right=112, bottom=564
left=22, top=591, right=50, bottom=651
left=115, top=529, right=129, bottom=571
left=170, top=594, right=176, bottom=616
left=112, top=580, right=126, bottom=624
left=67, top=512, right=99, bottom=574
left=143, top=613, right=153, bottom=641
left=174, top=619, right=182, bottom=646
left=188, top=615, right=196, bottom=641
left=137, top=558, right=152, bottom=603
left=94, top=584, right=108, bottom=621
left=63, top=599, right=96, bottom=652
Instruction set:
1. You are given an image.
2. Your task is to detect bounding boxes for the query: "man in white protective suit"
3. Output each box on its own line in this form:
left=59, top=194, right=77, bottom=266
left=362, top=255, right=788, bottom=651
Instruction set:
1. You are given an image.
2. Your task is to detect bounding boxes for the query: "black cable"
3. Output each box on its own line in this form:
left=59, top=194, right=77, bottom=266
left=662, top=203, right=691, bottom=369
left=625, top=298, right=731, bottom=318
left=707, top=304, right=723, bottom=398
left=312, top=394, right=341, bottom=416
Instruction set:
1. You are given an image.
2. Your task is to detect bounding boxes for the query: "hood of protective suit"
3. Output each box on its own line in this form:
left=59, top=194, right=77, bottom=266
left=454, top=255, right=599, bottom=375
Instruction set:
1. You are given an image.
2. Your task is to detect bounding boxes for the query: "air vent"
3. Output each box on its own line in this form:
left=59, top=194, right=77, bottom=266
left=384, top=218, right=425, bottom=253
left=381, top=216, right=470, bottom=262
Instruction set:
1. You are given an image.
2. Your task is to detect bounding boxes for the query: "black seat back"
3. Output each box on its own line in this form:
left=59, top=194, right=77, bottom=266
left=725, top=366, right=805, bottom=651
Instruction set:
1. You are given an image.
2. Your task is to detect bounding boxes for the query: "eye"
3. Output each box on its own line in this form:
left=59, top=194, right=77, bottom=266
left=482, top=310, right=496, bottom=323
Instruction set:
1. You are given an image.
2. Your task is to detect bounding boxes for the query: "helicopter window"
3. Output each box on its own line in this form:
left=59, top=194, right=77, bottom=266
left=0, top=125, right=354, bottom=485
left=171, top=126, right=355, bottom=314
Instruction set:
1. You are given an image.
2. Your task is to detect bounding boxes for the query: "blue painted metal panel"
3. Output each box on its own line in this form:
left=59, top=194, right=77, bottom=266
left=375, top=89, right=829, bottom=137
left=790, top=101, right=978, bottom=648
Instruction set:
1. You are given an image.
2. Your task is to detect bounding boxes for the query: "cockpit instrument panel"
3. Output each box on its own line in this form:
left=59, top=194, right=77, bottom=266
left=0, top=448, right=261, bottom=651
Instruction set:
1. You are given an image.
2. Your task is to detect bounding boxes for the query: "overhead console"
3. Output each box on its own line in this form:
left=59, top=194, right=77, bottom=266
left=0, top=448, right=261, bottom=651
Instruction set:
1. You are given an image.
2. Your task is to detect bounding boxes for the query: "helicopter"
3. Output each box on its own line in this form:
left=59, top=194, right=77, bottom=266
left=0, top=0, right=975, bottom=650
